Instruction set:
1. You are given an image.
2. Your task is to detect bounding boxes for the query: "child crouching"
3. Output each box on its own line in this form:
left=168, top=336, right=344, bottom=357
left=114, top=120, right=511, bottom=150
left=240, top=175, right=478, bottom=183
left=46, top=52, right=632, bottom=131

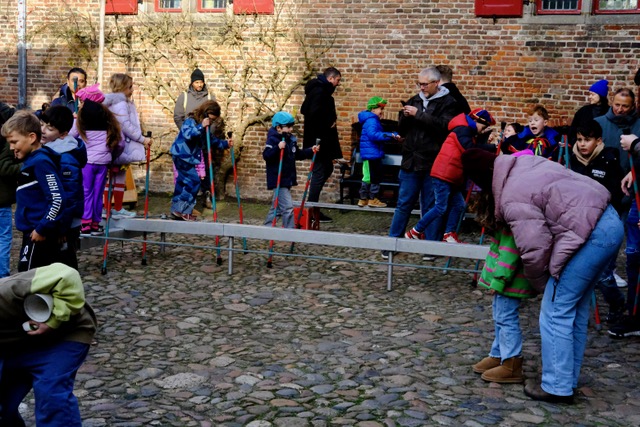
left=263, top=112, right=318, bottom=228
left=472, top=192, right=537, bottom=383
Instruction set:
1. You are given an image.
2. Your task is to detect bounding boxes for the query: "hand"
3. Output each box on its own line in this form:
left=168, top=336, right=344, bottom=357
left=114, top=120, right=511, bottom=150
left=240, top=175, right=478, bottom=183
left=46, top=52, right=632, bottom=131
left=26, top=321, right=53, bottom=336
left=312, top=145, right=320, bottom=153
left=227, top=139, right=234, bottom=148
left=143, top=137, right=152, bottom=149
left=621, top=134, right=638, bottom=151
left=30, top=230, right=45, bottom=242
left=403, top=106, right=418, bottom=117
left=202, top=118, right=211, bottom=128
left=278, top=141, right=286, bottom=150
left=622, top=171, right=633, bottom=196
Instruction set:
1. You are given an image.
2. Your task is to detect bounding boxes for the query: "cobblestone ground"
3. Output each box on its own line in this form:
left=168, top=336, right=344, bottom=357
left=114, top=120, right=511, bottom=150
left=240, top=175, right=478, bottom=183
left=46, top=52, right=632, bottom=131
left=15, top=197, right=640, bottom=426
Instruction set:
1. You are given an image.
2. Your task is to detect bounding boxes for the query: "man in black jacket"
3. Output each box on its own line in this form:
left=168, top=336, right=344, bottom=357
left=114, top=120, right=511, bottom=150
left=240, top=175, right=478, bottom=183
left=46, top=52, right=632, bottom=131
left=301, top=67, right=343, bottom=222
left=383, top=67, right=458, bottom=259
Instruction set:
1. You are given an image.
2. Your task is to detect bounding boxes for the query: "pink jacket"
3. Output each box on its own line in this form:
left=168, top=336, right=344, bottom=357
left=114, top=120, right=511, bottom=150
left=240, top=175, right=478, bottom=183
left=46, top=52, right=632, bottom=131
left=103, top=93, right=146, bottom=164
left=492, top=154, right=610, bottom=292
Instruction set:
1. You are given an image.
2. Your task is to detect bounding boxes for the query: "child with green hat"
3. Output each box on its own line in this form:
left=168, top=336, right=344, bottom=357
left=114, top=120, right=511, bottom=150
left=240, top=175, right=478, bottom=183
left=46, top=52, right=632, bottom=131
left=357, top=96, right=399, bottom=208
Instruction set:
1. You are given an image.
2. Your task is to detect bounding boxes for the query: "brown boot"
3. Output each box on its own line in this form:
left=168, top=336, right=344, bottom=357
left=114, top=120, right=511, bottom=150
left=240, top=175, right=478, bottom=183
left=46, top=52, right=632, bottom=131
left=472, top=356, right=500, bottom=374
left=481, top=356, right=524, bottom=383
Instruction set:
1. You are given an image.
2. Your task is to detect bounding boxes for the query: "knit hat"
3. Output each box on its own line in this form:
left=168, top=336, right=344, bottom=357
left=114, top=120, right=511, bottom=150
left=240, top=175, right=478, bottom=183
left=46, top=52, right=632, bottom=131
left=272, top=111, right=295, bottom=128
left=469, top=108, right=495, bottom=127
left=75, top=83, right=104, bottom=103
left=461, top=148, right=497, bottom=191
left=589, top=79, right=609, bottom=99
left=367, top=97, right=388, bottom=111
left=191, top=68, right=205, bottom=84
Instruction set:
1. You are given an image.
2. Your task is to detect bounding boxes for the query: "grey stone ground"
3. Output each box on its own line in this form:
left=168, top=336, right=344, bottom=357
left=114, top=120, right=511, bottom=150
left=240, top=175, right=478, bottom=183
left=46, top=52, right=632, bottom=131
left=15, top=196, right=640, bottom=426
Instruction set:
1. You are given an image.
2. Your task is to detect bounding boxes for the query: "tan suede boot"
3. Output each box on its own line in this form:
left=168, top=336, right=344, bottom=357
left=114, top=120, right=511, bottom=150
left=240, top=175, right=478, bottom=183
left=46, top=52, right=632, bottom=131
left=481, top=356, right=524, bottom=383
left=472, top=356, right=501, bottom=374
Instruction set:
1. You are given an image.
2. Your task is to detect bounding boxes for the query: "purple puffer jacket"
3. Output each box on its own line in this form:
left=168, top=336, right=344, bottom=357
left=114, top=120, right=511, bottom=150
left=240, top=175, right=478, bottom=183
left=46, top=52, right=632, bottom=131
left=103, top=92, right=146, bottom=165
left=492, top=154, right=611, bottom=292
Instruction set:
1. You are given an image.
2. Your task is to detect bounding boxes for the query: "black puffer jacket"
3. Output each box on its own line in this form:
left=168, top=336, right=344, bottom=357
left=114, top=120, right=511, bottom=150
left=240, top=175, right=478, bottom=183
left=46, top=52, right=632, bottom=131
left=300, top=75, right=342, bottom=161
left=0, top=103, right=19, bottom=207
left=398, top=87, right=458, bottom=172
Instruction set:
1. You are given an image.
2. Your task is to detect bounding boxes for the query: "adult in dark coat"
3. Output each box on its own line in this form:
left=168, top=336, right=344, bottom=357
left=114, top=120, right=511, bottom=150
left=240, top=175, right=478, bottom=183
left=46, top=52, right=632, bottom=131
left=300, top=67, right=343, bottom=221
left=436, top=65, right=471, bottom=115
left=50, top=68, right=87, bottom=113
left=568, top=79, right=609, bottom=145
left=384, top=66, right=458, bottom=256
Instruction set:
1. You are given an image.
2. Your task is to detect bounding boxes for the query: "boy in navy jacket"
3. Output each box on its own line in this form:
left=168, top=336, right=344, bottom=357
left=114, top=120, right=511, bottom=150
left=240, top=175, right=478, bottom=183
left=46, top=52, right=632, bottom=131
left=263, top=112, right=318, bottom=228
left=1, top=110, right=66, bottom=272
left=40, top=106, right=87, bottom=269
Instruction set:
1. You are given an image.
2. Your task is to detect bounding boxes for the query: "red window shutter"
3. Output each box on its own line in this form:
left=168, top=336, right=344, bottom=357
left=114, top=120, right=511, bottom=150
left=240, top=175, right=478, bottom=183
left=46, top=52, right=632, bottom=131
left=233, top=0, right=274, bottom=15
left=106, top=0, right=138, bottom=15
left=475, top=0, right=523, bottom=17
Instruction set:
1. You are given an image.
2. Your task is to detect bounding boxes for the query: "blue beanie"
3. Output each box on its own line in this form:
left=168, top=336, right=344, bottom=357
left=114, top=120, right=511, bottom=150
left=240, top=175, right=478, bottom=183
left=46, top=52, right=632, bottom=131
left=272, top=111, right=295, bottom=128
left=589, top=79, right=609, bottom=99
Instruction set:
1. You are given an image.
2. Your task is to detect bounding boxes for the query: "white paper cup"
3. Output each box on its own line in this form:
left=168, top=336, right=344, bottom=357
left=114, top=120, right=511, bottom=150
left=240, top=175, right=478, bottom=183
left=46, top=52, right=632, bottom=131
left=24, top=294, right=54, bottom=323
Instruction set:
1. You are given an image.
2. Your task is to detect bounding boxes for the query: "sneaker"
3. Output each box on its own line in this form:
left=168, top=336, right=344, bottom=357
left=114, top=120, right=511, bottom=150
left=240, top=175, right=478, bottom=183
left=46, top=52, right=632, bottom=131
left=80, top=223, right=92, bottom=236
left=358, top=199, right=368, bottom=207
left=111, top=208, right=137, bottom=219
left=171, top=211, right=184, bottom=221
left=443, top=231, right=462, bottom=243
left=381, top=250, right=396, bottom=260
left=318, top=212, right=333, bottom=223
left=203, top=191, right=213, bottom=209
left=181, top=213, right=198, bottom=221
left=405, top=228, right=425, bottom=240
left=368, top=198, right=387, bottom=208
left=614, top=273, right=628, bottom=288
left=608, top=315, right=640, bottom=338
left=90, top=224, right=104, bottom=236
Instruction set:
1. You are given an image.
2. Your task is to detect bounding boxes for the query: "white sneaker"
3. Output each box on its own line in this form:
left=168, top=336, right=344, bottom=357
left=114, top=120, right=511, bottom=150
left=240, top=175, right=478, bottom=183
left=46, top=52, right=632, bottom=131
left=614, top=273, right=628, bottom=288
left=111, top=208, right=137, bottom=219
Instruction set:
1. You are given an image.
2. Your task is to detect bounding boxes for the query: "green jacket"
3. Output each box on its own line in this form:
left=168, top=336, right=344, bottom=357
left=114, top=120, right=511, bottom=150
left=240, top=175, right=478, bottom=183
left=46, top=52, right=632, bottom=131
left=0, top=102, right=19, bottom=207
left=478, top=228, right=537, bottom=299
left=0, top=263, right=97, bottom=354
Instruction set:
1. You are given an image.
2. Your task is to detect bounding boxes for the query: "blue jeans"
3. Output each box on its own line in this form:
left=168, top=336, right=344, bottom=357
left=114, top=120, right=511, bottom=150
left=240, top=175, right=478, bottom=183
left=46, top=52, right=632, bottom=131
left=0, top=207, right=12, bottom=278
left=413, top=178, right=465, bottom=235
left=489, top=293, right=523, bottom=361
left=540, top=205, right=623, bottom=396
left=0, top=341, right=89, bottom=427
left=171, top=157, right=201, bottom=215
left=388, top=169, right=438, bottom=240
left=625, top=200, right=640, bottom=315
left=264, top=187, right=294, bottom=229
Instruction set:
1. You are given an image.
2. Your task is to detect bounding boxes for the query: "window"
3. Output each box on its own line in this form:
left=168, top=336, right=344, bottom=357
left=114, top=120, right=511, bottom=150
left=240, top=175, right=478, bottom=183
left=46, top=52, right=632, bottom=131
left=198, top=0, right=227, bottom=12
left=595, top=0, right=640, bottom=13
left=537, top=0, right=581, bottom=14
left=156, top=0, right=181, bottom=12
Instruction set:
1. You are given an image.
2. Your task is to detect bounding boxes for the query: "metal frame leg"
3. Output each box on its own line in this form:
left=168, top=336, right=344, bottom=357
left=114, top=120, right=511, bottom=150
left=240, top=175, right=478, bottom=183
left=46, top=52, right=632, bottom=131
left=228, top=237, right=234, bottom=275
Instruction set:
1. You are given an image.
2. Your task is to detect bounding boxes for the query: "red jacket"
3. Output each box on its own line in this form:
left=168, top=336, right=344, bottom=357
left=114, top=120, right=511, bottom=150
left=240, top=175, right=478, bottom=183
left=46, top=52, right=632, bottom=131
left=430, top=114, right=476, bottom=187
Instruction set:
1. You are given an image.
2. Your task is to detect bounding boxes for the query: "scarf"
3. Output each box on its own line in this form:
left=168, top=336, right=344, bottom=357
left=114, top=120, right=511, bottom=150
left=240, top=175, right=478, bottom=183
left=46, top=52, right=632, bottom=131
left=572, top=141, right=604, bottom=166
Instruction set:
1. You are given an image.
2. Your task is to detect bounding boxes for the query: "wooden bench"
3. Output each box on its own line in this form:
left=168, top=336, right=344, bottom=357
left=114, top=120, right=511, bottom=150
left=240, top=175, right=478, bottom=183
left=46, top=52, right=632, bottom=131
left=338, top=150, right=402, bottom=205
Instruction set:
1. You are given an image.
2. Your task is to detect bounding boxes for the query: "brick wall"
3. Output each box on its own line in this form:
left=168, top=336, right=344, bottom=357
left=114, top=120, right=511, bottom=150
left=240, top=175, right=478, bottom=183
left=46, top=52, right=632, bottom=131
left=1, top=0, right=639, bottom=203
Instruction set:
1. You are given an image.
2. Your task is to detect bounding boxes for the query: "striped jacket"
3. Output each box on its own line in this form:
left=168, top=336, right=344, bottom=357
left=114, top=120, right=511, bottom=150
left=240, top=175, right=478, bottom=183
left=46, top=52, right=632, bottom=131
left=478, top=228, right=537, bottom=299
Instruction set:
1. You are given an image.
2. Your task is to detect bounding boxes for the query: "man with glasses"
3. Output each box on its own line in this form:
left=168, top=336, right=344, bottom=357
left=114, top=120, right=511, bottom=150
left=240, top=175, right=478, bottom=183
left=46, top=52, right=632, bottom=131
left=382, top=67, right=458, bottom=259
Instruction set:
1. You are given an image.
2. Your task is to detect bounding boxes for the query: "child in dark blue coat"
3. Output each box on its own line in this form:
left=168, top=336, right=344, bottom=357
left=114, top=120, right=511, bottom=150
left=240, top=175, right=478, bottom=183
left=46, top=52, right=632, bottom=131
left=263, top=112, right=318, bottom=228
left=357, top=97, right=399, bottom=208
left=40, top=106, right=87, bottom=269
left=501, top=105, right=560, bottom=159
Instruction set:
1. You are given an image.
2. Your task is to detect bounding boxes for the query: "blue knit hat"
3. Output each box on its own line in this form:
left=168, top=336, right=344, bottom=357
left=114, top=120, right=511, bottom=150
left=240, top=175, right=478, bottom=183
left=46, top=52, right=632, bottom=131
left=272, top=111, right=295, bottom=128
left=589, top=79, right=609, bottom=99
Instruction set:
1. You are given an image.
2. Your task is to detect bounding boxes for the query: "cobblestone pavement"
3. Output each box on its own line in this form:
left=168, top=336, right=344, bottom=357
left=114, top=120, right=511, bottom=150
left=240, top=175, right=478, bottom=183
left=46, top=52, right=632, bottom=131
left=16, top=197, right=640, bottom=426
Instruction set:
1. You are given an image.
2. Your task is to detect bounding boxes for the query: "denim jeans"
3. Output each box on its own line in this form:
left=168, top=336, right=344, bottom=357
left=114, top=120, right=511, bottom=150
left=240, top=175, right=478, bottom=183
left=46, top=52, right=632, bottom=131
left=413, top=178, right=465, bottom=235
left=264, top=187, right=294, bottom=229
left=625, top=200, right=640, bottom=315
left=0, top=207, right=12, bottom=278
left=171, top=157, right=201, bottom=215
left=388, top=169, right=438, bottom=239
left=540, top=205, right=623, bottom=396
left=0, top=341, right=89, bottom=427
left=489, top=293, right=523, bottom=361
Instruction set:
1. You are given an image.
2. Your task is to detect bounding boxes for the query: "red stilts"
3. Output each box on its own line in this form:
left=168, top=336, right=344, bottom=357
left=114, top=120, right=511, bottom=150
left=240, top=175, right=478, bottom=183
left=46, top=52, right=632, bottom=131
left=267, top=144, right=285, bottom=268
left=290, top=138, right=320, bottom=253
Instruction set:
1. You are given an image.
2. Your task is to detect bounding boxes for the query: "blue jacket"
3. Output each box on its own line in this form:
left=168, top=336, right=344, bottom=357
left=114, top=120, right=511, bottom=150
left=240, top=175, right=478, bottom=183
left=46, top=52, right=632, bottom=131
left=45, top=135, right=87, bottom=226
left=170, top=117, right=228, bottom=164
left=15, top=146, right=66, bottom=237
left=50, top=84, right=77, bottom=113
left=502, top=126, right=560, bottom=159
left=357, top=111, right=395, bottom=161
left=263, top=127, right=313, bottom=190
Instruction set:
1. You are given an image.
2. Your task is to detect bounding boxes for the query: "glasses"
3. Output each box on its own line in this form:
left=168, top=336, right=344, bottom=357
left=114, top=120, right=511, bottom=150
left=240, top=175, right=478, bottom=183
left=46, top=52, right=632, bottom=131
left=417, top=81, right=438, bottom=87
